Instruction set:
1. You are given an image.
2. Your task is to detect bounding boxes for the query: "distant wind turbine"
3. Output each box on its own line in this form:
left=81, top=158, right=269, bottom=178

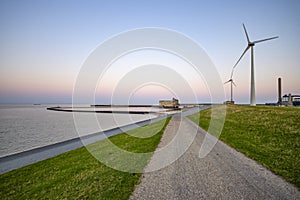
left=233, top=24, right=278, bottom=106
left=224, top=71, right=236, bottom=103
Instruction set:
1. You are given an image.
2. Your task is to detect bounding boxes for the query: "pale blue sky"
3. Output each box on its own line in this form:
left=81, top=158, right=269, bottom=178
left=0, top=0, right=299, bottom=104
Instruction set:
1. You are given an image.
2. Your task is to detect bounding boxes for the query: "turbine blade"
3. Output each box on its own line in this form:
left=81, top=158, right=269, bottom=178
left=253, top=36, right=279, bottom=44
left=243, top=23, right=250, bottom=43
left=224, top=80, right=231, bottom=84
left=233, top=46, right=250, bottom=68
left=232, top=81, right=237, bottom=87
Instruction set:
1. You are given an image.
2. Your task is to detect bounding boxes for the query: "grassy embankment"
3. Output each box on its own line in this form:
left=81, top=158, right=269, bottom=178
left=189, top=105, right=299, bottom=187
left=0, top=117, right=171, bottom=199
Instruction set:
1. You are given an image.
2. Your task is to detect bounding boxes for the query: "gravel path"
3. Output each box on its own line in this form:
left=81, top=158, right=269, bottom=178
left=130, top=116, right=300, bottom=200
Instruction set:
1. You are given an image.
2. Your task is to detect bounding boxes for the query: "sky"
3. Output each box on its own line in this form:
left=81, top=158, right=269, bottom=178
left=0, top=0, right=299, bottom=104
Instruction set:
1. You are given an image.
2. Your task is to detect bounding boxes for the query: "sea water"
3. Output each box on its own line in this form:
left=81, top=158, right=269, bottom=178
left=0, top=105, right=157, bottom=157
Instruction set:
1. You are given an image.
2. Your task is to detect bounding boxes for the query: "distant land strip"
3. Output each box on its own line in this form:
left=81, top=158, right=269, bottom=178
left=47, top=106, right=178, bottom=114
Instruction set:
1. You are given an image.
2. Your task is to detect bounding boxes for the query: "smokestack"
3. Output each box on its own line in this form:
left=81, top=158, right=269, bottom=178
left=278, top=77, right=282, bottom=104
left=288, top=93, right=293, bottom=106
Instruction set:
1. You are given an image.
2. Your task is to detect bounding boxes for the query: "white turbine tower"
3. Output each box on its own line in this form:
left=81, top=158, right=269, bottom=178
left=233, top=24, right=278, bottom=106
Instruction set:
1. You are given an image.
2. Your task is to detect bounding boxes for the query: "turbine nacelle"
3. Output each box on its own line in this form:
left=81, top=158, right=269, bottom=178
left=224, top=79, right=236, bottom=87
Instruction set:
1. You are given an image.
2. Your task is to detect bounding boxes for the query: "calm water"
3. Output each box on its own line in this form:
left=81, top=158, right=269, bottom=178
left=0, top=105, right=157, bottom=157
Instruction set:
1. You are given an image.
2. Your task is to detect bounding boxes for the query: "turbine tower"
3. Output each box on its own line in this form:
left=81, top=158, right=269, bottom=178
left=233, top=24, right=278, bottom=106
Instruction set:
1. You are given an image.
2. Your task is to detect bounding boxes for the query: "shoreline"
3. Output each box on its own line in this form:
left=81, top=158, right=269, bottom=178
left=0, top=115, right=167, bottom=174
left=0, top=106, right=209, bottom=174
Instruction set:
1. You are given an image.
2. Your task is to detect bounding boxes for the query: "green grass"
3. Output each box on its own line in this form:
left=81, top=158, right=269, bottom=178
left=189, top=105, right=300, bottom=187
left=0, top=117, right=171, bottom=199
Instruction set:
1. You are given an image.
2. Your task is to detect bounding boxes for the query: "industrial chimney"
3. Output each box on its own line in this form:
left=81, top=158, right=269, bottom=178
left=278, top=78, right=282, bottom=105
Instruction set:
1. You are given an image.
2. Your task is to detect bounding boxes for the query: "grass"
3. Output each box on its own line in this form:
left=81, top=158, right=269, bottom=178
left=189, top=105, right=300, bottom=187
left=0, top=117, right=171, bottom=199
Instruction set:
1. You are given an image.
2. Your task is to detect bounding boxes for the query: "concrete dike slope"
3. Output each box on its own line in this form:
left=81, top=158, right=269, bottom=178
left=0, top=105, right=208, bottom=174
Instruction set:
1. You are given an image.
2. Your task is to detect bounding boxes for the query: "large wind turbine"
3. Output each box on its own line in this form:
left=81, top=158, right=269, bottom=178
left=233, top=24, right=278, bottom=106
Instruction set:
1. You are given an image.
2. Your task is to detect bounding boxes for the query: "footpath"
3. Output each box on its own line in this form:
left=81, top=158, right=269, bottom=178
left=130, top=116, right=299, bottom=200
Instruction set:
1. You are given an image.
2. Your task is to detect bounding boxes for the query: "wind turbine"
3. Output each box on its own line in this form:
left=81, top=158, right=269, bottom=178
left=233, top=24, right=278, bottom=106
left=224, top=69, right=236, bottom=103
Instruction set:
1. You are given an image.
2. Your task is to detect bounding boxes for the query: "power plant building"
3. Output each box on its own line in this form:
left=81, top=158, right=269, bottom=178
left=277, top=77, right=300, bottom=106
left=159, top=98, right=179, bottom=108
left=281, top=94, right=300, bottom=106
